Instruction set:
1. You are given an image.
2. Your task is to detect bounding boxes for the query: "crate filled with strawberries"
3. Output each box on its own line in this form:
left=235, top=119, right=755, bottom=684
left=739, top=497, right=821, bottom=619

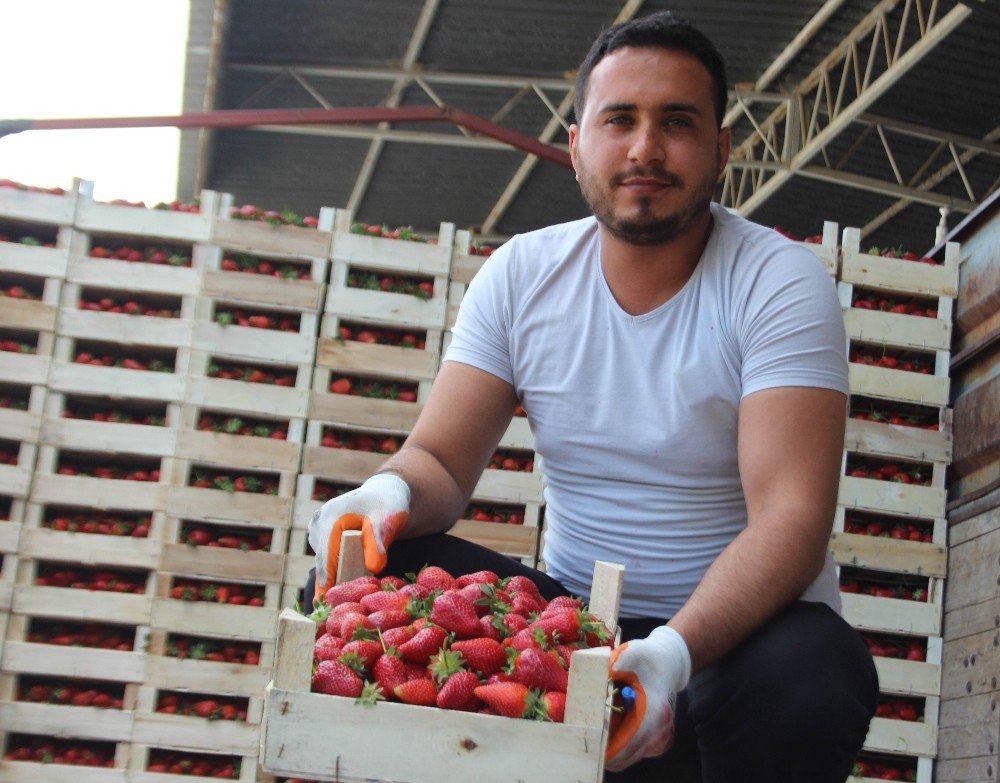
left=771, top=221, right=840, bottom=276
left=1, top=733, right=127, bottom=780
left=0, top=178, right=78, bottom=227
left=261, top=532, right=623, bottom=783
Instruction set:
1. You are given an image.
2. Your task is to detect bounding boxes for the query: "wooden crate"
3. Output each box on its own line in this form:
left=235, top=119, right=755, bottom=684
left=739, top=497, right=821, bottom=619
left=0, top=350, right=50, bottom=389
left=0, top=229, right=71, bottom=281
left=0, top=186, right=77, bottom=226
left=127, top=745, right=256, bottom=782
left=840, top=589, right=943, bottom=637
left=843, top=412, right=951, bottom=465
left=185, top=350, right=311, bottom=421
left=0, top=737, right=130, bottom=783
left=159, top=516, right=287, bottom=586
left=829, top=531, right=947, bottom=578
left=864, top=712, right=938, bottom=757
left=212, top=199, right=334, bottom=262
left=144, top=630, right=275, bottom=698
left=794, top=221, right=839, bottom=276
left=840, top=228, right=960, bottom=299
left=839, top=285, right=952, bottom=353
left=837, top=472, right=946, bottom=520
left=130, top=685, right=262, bottom=756
left=260, top=531, right=624, bottom=783
left=74, top=184, right=220, bottom=245
left=849, top=754, right=933, bottom=783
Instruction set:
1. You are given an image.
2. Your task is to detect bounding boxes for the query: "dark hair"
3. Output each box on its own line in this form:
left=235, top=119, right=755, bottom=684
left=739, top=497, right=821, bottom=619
left=574, top=12, right=728, bottom=128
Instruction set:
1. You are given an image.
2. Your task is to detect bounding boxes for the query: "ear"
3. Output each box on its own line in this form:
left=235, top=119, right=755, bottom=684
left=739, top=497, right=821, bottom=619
left=716, top=126, right=731, bottom=183
left=569, top=123, right=581, bottom=175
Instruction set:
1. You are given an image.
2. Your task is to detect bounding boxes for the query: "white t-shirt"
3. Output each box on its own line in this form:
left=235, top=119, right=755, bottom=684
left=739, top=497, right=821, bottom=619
left=445, top=204, right=846, bottom=618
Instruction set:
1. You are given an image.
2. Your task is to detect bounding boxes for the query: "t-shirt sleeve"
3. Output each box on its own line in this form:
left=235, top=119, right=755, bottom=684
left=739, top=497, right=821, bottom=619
left=738, top=246, right=848, bottom=398
left=442, top=241, right=516, bottom=386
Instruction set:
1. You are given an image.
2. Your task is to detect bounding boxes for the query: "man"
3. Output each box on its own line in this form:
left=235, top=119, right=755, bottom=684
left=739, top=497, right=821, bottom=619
left=308, top=12, right=877, bottom=782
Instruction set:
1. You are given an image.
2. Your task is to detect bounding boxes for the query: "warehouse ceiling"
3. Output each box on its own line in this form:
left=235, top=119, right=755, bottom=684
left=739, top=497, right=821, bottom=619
left=178, top=0, right=1000, bottom=252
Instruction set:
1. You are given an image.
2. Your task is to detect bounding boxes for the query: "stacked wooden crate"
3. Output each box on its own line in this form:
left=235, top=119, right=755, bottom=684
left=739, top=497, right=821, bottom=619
left=833, top=228, right=960, bottom=783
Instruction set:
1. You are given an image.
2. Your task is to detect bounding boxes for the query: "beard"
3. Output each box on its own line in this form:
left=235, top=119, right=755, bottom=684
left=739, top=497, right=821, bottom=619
left=576, top=158, right=719, bottom=247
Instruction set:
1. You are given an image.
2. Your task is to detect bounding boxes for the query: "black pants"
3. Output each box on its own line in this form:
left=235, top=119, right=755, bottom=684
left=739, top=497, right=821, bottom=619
left=305, top=534, right=878, bottom=783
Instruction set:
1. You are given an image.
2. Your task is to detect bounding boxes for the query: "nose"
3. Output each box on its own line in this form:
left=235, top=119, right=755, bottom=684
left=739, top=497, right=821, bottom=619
left=627, top=121, right=666, bottom=166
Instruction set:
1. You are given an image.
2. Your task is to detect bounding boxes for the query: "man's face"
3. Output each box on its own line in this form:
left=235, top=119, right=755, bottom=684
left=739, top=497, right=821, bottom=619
left=569, top=46, right=731, bottom=246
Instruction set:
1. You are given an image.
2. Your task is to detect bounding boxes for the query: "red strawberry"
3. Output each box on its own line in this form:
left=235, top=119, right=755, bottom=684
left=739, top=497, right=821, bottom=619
left=368, top=609, right=411, bottom=631
left=505, top=576, right=544, bottom=602
left=502, top=613, right=529, bottom=635
left=537, top=691, right=566, bottom=722
left=324, top=576, right=380, bottom=608
left=338, top=612, right=376, bottom=641
left=430, top=592, right=482, bottom=638
left=397, top=625, right=448, bottom=665
left=459, top=583, right=492, bottom=616
left=373, top=652, right=408, bottom=699
left=510, top=591, right=543, bottom=617
left=193, top=699, right=219, bottom=718
left=531, top=609, right=609, bottom=645
left=341, top=639, right=383, bottom=670
left=380, top=575, right=406, bottom=590
left=454, top=570, right=500, bottom=589
left=313, top=633, right=343, bottom=662
left=416, top=566, right=455, bottom=592
left=381, top=625, right=417, bottom=649
left=312, top=660, right=363, bottom=697
left=513, top=648, right=569, bottom=692
left=360, top=590, right=409, bottom=614
left=451, top=637, right=507, bottom=677
left=507, top=627, right=544, bottom=652
left=545, top=596, right=584, bottom=612
left=473, top=682, right=532, bottom=718
left=394, top=678, right=438, bottom=706
left=555, top=644, right=580, bottom=667
left=478, top=615, right=502, bottom=641
left=436, top=670, right=482, bottom=711
left=326, top=602, right=364, bottom=636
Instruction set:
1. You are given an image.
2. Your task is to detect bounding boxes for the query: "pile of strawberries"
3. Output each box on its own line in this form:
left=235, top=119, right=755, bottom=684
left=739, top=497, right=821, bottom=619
left=44, top=510, right=151, bottom=537
left=196, top=413, right=288, bottom=439
left=772, top=226, right=824, bottom=243
left=63, top=406, right=165, bottom=426
left=843, top=513, right=933, bottom=543
left=28, top=620, right=135, bottom=650
left=350, top=222, right=426, bottom=242
left=851, top=290, right=938, bottom=318
left=0, top=392, right=28, bottom=410
left=181, top=522, right=273, bottom=551
left=337, top=322, right=427, bottom=349
left=840, top=574, right=929, bottom=602
left=469, top=241, right=495, bottom=257
left=486, top=449, right=534, bottom=472
left=852, top=756, right=918, bottom=780
left=79, top=293, right=179, bottom=318
left=308, top=566, right=611, bottom=722
left=1, top=337, right=35, bottom=354
left=312, top=481, right=355, bottom=502
left=850, top=402, right=940, bottom=430
left=0, top=178, right=67, bottom=195
left=35, top=564, right=147, bottom=594
left=321, top=427, right=401, bottom=454
left=348, top=270, right=434, bottom=300
left=3, top=736, right=115, bottom=767
left=850, top=349, right=934, bottom=373
left=156, top=690, right=248, bottom=721
left=467, top=505, right=527, bottom=525
left=57, top=461, right=161, bottom=482
left=153, top=199, right=201, bottom=213
left=18, top=677, right=124, bottom=709
left=164, top=633, right=260, bottom=665
left=169, top=577, right=266, bottom=606
left=220, top=252, right=312, bottom=279
left=89, top=243, right=192, bottom=267
left=190, top=470, right=280, bottom=495
left=328, top=375, right=418, bottom=402
left=73, top=350, right=173, bottom=373
left=1, top=283, right=41, bottom=300
left=215, top=308, right=300, bottom=332
left=147, top=750, right=239, bottom=778
left=867, top=246, right=939, bottom=266
left=230, top=203, right=319, bottom=228
left=207, top=360, right=296, bottom=386
left=874, top=697, right=923, bottom=722
left=861, top=633, right=925, bottom=661
left=846, top=458, right=931, bottom=486
left=0, top=232, right=54, bottom=247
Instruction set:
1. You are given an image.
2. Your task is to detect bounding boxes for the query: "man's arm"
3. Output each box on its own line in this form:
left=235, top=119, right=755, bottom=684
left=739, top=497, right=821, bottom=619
left=666, top=386, right=846, bottom=673
left=376, top=360, right=520, bottom=538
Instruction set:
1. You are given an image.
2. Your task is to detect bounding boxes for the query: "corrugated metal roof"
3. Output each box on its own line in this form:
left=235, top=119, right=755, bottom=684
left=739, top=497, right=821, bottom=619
left=181, top=0, right=1000, bottom=251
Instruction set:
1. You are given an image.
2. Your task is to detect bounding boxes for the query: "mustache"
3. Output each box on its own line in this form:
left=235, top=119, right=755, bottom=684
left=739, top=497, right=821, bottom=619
left=612, top=168, right=683, bottom=187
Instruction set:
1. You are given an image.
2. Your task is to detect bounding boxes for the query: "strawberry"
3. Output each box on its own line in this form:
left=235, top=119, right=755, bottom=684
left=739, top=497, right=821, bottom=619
left=510, top=591, right=543, bottom=617
left=380, top=575, right=406, bottom=590
left=478, top=615, right=502, bottom=641
left=459, top=583, right=493, bottom=616
left=531, top=609, right=610, bottom=646
left=504, top=575, right=544, bottom=603
left=192, top=699, right=219, bottom=718
left=397, top=625, right=448, bottom=665
left=513, top=648, right=569, bottom=692
left=312, top=660, right=363, bottom=697
left=324, top=576, right=380, bottom=608
left=452, top=637, right=507, bottom=677
left=502, top=613, right=529, bottom=635
left=473, top=682, right=532, bottom=718
left=360, top=590, right=409, bottom=614
left=415, top=566, right=455, bottom=592
left=313, top=634, right=343, bottom=662
left=536, top=690, right=566, bottom=722
left=436, top=670, right=482, bottom=711
left=394, top=678, right=438, bottom=706
left=341, top=639, right=382, bottom=670
left=454, top=570, right=500, bottom=589
left=368, top=609, right=411, bottom=631
left=430, top=592, right=483, bottom=638
left=337, top=611, right=376, bottom=641
left=398, top=583, right=431, bottom=602
left=545, top=596, right=584, bottom=612
left=381, top=625, right=417, bottom=648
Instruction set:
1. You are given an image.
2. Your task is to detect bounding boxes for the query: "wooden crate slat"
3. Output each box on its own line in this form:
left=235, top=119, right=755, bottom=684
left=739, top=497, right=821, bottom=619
left=212, top=217, right=332, bottom=259
left=848, top=364, right=950, bottom=407
left=0, top=464, right=32, bottom=498
left=841, top=251, right=959, bottom=298
left=0, top=408, right=42, bottom=443
left=30, top=474, right=164, bottom=511
left=0, top=352, right=51, bottom=386
left=842, top=307, right=952, bottom=352
left=0, top=189, right=76, bottom=225
left=18, top=527, right=160, bottom=570
left=874, top=656, right=942, bottom=698
left=130, top=711, right=260, bottom=755
left=0, top=700, right=134, bottom=741
left=150, top=599, right=278, bottom=642
left=67, top=256, right=202, bottom=296
left=0, top=298, right=57, bottom=332
left=200, top=269, right=324, bottom=311
left=300, top=446, right=382, bottom=483
left=308, top=391, right=421, bottom=431
left=13, top=585, right=153, bottom=626
left=185, top=377, right=309, bottom=419
left=838, top=475, right=946, bottom=519
left=326, top=287, right=447, bottom=330
left=57, top=309, right=194, bottom=349
left=75, top=200, right=213, bottom=243
left=315, top=338, right=438, bottom=380
left=449, top=253, right=485, bottom=286
left=829, top=531, right=947, bottom=577
left=473, top=469, right=545, bottom=504
left=175, top=429, right=301, bottom=473
left=0, top=523, right=21, bottom=554
left=144, top=656, right=272, bottom=698
left=841, top=592, right=942, bottom=636
left=448, top=520, right=539, bottom=559
left=864, top=715, right=937, bottom=757
left=0, top=242, right=69, bottom=278
left=41, top=417, right=178, bottom=458
left=844, top=418, right=951, bottom=464
left=159, top=543, right=285, bottom=583
left=332, top=231, right=451, bottom=276
left=1, top=641, right=146, bottom=682
left=0, top=761, right=128, bottom=782
left=48, top=361, right=186, bottom=403
left=164, top=486, right=291, bottom=527
left=193, top=321, right=316, bottom=365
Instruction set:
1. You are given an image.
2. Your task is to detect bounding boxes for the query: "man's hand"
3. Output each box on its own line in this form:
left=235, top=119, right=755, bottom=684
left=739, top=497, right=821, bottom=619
left=307, top=473, right=410, bottom=602
left=606, top=625, right=692, bottom=772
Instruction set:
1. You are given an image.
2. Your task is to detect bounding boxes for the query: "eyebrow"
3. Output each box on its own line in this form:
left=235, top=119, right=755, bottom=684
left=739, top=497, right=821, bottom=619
left=598, top=102, right=703, bottom=116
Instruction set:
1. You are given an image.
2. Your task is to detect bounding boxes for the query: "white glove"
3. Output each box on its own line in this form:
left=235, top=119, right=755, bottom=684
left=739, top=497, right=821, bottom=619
left=606, top=625, right=692, bottom=772
left=307, top=473, right=410, bottom=603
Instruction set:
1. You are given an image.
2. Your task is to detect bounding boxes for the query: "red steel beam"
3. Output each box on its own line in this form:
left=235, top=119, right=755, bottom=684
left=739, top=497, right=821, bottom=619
left=0, top=106, right=573, bottom=169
